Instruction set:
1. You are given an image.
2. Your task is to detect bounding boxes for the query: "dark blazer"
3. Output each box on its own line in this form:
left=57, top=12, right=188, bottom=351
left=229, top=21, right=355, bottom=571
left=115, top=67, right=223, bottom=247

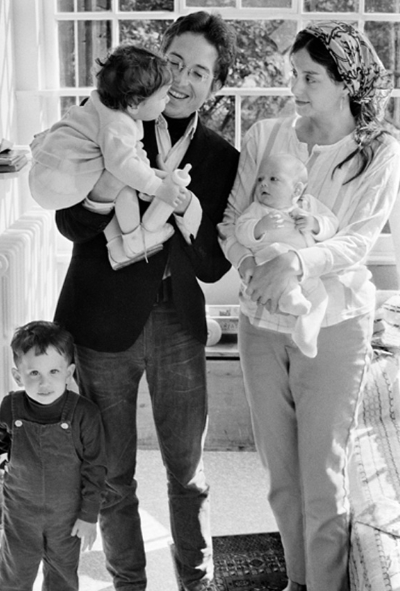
left=54, top=117, right=239, bottom=352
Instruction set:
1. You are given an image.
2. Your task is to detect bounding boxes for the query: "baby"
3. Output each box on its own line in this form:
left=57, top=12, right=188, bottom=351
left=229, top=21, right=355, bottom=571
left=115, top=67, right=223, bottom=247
left=29, top=44, right=190, bottom=269
left=235, top=152, right=338, bottom=357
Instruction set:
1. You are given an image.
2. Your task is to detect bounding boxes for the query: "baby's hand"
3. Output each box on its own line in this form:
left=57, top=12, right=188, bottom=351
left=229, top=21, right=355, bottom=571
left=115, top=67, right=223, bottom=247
left=71, top=518, right=97, bottom=552
left=255, top=212, right=287, bottom=239
left=293, top=212, right=319, bottom=233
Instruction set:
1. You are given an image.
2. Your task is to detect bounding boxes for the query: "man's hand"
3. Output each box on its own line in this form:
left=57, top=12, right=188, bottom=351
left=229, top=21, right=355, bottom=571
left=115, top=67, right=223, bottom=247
left=71, top=519, right=97, bottom=552
left=173, top=188, right=192, bottom=214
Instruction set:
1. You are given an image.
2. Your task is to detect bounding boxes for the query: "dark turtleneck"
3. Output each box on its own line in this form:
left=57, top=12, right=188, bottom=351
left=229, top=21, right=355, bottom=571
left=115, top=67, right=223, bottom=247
left=163, top=114, right=194, bottom=146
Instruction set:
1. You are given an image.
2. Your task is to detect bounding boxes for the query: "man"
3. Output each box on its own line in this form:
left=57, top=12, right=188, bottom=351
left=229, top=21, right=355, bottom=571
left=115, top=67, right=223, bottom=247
left=53, top=11, right=239, bottom=591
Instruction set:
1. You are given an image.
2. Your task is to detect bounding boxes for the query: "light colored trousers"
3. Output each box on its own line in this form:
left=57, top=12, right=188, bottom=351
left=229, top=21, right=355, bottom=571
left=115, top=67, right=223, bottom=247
left=238, top=312, right=373, bottom=591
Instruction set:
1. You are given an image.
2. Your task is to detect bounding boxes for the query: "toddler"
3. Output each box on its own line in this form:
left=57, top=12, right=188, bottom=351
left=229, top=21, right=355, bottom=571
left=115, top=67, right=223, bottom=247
left=29, top=44, right=190, bottom=269
left=235, top=152, right=338, bottom=357
left=0, top=321, right=107, bottom=591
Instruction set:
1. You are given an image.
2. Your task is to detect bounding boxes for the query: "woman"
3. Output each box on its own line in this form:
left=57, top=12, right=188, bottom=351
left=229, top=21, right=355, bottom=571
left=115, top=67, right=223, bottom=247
left=219, top=21, right=400, bottom=591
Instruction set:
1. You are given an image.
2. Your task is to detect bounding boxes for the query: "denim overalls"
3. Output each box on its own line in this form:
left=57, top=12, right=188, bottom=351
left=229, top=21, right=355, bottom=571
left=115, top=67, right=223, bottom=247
left=0, top=391, right=82, bottom=591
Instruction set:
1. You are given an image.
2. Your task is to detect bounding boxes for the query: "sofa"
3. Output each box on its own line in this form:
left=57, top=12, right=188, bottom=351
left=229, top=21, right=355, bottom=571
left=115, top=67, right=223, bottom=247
left=349, top=291, right=400, bottom=591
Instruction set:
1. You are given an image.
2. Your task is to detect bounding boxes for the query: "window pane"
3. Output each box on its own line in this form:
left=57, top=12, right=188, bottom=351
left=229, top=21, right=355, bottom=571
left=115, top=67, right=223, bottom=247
left=60, top=96, right=90, bottom=118
left=60, top=96, right=77, bottom=117
left=78, top=21, right=112, bottom=86
left=119, top=0, right=174, bottom=10
left=186, top=0, right=291, bottom=5
left=366, top=0, right=400, bottom=12
left=119, top=19, right=171, bottom=48
left=59, top=22, right=76, bottom=86
left=304, top=0, right=359, bottom=10
left=200, top=95, right=236, bottom=145
left=229, top=20, right=296, bottom=88
left=58, top=0, right=74, bottom=10
left=365, top=22, right=400, bottom=89
left=58, top=20, right=112, bottom=87
left=58, top=0, right=111, bottom=10
left=384, top=98, right=400, bottom=143
left=186, top=0, right=235, bottom=6
left=241, top=95, right=293, bottom=138
left=242, top=0, right=292, bottom=6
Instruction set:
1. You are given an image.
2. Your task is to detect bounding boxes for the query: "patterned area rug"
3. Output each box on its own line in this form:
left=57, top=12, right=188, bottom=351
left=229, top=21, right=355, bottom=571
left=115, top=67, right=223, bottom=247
left=173, top=532, right=288, bottom=591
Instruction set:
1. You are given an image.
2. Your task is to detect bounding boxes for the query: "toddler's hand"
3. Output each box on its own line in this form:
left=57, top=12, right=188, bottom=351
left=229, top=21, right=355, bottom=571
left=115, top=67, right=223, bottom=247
left=71, top=518, right=97, bottom=552
left=154, top=177, right=182, bottom=207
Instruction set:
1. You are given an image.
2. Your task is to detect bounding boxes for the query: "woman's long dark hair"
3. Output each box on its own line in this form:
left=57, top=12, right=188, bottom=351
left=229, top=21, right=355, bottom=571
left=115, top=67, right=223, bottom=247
left=290, top=31, right=387, bottom=183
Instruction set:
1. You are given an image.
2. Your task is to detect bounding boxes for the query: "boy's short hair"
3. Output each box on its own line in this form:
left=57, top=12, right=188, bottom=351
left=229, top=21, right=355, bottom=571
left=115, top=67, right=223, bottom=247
left=11, top=321, right=75, bottom=366
left=96, top=44, right=173, bottom=111
left=161, top=11, right=237, bottom=87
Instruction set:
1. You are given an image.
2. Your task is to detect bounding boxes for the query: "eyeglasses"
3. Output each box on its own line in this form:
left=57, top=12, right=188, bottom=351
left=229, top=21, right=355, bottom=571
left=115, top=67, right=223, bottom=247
left=166, top=56, right=213, bottom=84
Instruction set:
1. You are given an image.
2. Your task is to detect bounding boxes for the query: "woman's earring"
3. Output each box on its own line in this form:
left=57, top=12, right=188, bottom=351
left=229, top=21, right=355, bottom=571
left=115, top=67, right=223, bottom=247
left=340, top=96, right=344, bottom=111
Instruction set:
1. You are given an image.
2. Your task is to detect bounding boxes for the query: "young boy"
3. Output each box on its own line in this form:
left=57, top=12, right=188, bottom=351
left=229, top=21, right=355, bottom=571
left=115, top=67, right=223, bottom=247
left=0, top=321, right=107, bottom=591
left=29, top=44, right=190, bottom=269
left=235, top=152, right=339, bottom=357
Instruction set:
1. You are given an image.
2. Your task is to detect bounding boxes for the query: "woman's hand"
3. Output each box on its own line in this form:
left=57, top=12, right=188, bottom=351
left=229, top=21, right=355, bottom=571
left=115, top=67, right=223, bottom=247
left=246, top=251, right=301, bottom=314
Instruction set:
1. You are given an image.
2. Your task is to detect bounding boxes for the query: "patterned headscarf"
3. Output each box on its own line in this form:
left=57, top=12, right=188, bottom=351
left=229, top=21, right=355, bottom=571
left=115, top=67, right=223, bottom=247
left=303, top=21, right=393, bottom=118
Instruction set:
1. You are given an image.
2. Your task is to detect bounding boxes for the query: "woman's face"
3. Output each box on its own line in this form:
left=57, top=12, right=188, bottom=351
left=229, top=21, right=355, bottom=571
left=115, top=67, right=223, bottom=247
left=163, top=32, right=221, bottom=119
left=290, top=48, right=346, bottom=118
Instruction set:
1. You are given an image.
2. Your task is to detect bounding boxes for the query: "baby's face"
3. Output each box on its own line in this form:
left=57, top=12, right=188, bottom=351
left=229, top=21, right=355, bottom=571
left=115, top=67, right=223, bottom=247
left=255, top=158, right=298, bottom=209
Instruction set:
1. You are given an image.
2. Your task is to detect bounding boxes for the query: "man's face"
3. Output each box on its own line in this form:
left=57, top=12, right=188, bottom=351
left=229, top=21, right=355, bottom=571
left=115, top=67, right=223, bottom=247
left=163, top=32, right=221, bottom=119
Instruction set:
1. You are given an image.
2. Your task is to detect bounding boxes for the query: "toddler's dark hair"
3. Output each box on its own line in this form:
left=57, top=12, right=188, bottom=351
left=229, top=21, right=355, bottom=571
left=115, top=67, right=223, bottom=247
left=11, top=321, right=75, bottom=366
left=95, top=44, right=173, bottom=110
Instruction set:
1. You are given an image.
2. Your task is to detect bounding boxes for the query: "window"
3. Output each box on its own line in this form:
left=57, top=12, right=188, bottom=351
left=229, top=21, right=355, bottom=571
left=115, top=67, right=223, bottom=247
left=13, top=0, right=400, bottom=273
left=39, top=0, right=400, bottom=149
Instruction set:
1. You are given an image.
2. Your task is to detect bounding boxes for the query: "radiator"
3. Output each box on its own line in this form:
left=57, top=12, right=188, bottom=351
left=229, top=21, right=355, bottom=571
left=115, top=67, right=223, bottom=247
left=0, top=208, right=58, bottom=395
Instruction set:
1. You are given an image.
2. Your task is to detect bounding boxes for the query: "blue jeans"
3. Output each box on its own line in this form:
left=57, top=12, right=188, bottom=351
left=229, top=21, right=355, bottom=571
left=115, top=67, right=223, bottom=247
left=74, top=301, right=212, bottom=591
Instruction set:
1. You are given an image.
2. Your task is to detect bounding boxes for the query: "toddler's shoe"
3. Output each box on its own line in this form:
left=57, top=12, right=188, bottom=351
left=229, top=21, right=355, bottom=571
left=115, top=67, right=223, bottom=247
left=122, top=223, right=174, bottom=259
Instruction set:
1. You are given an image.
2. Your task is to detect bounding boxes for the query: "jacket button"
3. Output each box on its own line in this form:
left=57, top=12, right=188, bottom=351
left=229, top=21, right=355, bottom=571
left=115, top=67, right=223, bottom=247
left=60, top=422, right=69, bottom=429
left=14, top=420, right=23, bottom=427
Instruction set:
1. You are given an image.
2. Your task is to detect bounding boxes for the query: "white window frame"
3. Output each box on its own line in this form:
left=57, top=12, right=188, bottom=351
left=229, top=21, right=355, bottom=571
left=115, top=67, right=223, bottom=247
left=12, top=0, right=400, bottom=270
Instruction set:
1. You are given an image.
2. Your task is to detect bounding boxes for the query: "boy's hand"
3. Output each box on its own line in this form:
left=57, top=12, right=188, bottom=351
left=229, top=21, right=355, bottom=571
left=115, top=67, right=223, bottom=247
left=71, top=518, right=97, bottom=552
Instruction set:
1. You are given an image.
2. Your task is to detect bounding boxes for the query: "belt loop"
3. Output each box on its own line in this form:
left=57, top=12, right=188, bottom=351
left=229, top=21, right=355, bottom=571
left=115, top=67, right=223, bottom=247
left=155, top=277, right=172, bottom=305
